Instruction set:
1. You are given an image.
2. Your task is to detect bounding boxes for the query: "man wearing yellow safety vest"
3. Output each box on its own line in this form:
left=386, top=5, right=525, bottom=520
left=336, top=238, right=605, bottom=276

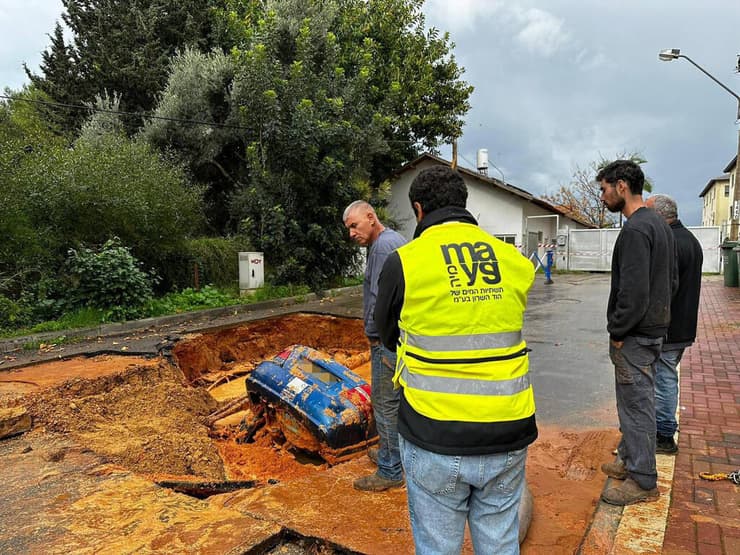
left=374, top=165, right=537, bottom=554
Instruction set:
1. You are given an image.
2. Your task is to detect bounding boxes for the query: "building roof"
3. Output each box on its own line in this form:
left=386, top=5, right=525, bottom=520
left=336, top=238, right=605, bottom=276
left=699, top=173, right=731, bottom=198
left=393, top=152, right=596, bottom=228
left=723, top=155, right=737, bottom=173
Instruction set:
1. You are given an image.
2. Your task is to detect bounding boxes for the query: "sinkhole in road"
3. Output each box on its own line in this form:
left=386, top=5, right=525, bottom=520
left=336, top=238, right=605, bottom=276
left=3, top=311, right=625, bottom=554
left=20, top=313, right=372, bottom=494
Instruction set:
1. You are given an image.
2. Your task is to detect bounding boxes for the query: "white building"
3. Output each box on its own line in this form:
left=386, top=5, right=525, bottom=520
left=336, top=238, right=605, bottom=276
left=387, top=153, right=594, bottom=266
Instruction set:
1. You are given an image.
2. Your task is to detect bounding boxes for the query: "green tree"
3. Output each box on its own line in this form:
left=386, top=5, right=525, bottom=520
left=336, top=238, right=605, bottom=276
left=332, top=0, right=473, bottom=182
left=0, top=89, right=69, bottom=295
left=140, top=48, right=241, bottom=230
left=26, top=0, right=219, bottom=133
left=544, top=152, right=652, bottom=228
left=216, top=0, right=473, bottom=180
left=225, top=1, right=386, bottom=287
left=145, top=0, right=472, bottom=286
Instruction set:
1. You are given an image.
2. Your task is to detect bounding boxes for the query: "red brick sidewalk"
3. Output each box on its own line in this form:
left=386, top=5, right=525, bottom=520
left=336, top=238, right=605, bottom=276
left=663, top=276, right=740, bottom=554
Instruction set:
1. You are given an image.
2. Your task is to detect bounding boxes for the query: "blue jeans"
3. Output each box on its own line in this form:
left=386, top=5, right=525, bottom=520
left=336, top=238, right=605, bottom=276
left=399, top=435, right=527, bottom=555
left=655, top=348, right=684, bottom=437
left=610, top=336, right=661, bottom=490
left=370, top=343, right=402, bottom=481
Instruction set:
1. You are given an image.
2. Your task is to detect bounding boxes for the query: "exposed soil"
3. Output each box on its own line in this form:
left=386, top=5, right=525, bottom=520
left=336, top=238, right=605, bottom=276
left=172, top=313, right=369, bottom=384
left=20, top=361, right=224, bottom=478
left=0, top=313, right=620, bottom=554
left=522, top=426, right=620, bottom=553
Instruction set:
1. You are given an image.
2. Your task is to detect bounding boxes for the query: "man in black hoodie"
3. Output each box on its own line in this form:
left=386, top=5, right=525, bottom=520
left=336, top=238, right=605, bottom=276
left=646, top=194, right=703, bottom=455
left=597, top=160, right=677, bottom=506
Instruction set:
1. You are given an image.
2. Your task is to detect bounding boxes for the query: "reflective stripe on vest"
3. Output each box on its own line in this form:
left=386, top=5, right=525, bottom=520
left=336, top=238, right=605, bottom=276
left=403, top=329, right=522, bottom=352
left=399, top=360, right=531, bottom=396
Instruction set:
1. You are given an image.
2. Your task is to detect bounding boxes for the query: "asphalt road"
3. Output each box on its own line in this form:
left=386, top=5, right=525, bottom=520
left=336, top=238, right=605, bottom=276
left=525, top=272, right=615, bottom=427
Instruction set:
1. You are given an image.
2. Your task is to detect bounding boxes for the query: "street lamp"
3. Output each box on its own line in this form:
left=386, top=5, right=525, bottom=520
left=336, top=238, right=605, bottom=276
left=659, top=48, right=740, bottom=239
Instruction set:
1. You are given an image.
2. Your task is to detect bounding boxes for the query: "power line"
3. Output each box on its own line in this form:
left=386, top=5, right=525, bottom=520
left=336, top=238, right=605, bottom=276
left=0, top=93, right=251, bottom=130
left=0, top=93, right=421, bottom=144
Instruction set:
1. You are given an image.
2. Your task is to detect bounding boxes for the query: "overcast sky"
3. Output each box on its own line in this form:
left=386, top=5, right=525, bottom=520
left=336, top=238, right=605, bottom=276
left=3, top=1, right=739, bottom=225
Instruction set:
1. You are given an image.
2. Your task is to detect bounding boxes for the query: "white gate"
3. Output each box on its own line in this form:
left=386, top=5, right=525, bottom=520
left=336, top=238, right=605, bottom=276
left=689, top=226, right=721, bottom=273
left=566, top=226, right=720, bottom=273
left=566, top=229, right=620, bottom=271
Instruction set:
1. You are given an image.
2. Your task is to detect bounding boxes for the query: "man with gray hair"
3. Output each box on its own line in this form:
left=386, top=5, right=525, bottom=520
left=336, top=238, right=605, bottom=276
left=646, top=194, right=703, bottom=455
left=343, top=200, right=407, bottom=490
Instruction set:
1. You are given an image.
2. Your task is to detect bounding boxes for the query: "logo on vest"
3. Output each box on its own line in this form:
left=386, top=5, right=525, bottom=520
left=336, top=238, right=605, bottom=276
left=440, top=242, right=504, bottom=304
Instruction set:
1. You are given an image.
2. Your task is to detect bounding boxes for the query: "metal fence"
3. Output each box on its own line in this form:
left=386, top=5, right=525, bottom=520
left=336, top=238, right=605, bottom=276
left=565, top=226, right=720, bottom=273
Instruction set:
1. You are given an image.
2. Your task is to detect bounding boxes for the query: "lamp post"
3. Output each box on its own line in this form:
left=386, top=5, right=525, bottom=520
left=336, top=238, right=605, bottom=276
left=659, top=48, right=740, bottom=240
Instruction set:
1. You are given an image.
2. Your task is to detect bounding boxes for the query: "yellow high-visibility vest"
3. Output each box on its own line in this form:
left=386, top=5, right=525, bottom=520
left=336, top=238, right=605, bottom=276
left=395, top=221, right=536, bottom=423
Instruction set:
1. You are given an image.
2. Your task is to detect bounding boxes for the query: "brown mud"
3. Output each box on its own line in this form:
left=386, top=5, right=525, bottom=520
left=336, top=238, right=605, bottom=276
left=0, top=313, right=619, bottom=554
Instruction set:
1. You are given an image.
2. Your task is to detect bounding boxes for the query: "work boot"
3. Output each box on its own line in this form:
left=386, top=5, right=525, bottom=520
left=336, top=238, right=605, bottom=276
left=367, top=446, right=379, bottom=465
left=601, top=460, right=627, bottom=480
left=601, top=478, right=659, bottom=506
left=353, top=472, right=404, bottom=492
left=656, top=434, right=678, bottom=455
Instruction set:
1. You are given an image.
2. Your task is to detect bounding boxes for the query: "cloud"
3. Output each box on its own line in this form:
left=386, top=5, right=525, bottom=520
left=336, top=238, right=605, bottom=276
left=510, top=7, right=570, bottom=57
left=424, top=0, right=503, bottom=31
left=424, top=1, right=604, bottom=69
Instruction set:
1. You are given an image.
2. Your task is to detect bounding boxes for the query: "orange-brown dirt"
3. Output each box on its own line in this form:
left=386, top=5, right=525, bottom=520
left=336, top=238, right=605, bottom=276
left=522, top=426, right=620, bottom=553
left=0, top=314, right=620, bottom=553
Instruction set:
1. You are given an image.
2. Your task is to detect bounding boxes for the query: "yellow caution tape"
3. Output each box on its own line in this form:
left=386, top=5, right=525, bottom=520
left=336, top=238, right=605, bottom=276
left=699, top=470, right=740, bottom=484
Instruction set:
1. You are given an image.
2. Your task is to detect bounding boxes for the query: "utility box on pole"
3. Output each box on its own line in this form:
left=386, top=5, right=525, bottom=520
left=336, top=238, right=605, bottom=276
left=239, top=252, right=264, bottom=294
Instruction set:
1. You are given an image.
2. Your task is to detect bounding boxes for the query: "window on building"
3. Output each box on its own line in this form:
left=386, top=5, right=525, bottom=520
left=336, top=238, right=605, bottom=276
left=725, top=184, right=730, bottom=197
left=494, top=235, right=517, bottom=245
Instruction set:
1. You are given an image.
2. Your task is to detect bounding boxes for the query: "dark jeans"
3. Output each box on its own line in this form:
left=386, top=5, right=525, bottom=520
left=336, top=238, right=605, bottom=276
left=609, top=335, right=662, bottom=490
left=370, top=343, right=403, bottom=481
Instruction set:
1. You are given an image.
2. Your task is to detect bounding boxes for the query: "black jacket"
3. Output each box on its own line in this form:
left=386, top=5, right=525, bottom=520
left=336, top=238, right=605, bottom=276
left=607, top=207, right=677, bottom=341
left=665, top=220, right=703, bottom=347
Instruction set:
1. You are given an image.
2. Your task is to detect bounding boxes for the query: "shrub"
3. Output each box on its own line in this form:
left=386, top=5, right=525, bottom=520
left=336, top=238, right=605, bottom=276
left=63, top=238, right=159, bottom=318
left=145, top=285, right=238, bottom=316
left=0, top=295, right=32, bottom=332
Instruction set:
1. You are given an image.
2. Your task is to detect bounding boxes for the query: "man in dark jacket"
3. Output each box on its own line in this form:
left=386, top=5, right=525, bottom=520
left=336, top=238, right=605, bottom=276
left=598, top=160, right=677, bottom=506
left=646, top=194, right=703, bottom=455
left=374, top=166, right=536, bottom=553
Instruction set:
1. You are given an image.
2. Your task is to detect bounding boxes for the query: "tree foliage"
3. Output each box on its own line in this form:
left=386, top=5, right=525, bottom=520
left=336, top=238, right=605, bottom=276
left=0, top=92, right=204, bottom=301
left=25, top=0, right=219, bottom=133
left=543, top=152, right=651, bottom=228
left=144, top=0, right=472, bottom=286
left=140, top=48, right=241, bottom=229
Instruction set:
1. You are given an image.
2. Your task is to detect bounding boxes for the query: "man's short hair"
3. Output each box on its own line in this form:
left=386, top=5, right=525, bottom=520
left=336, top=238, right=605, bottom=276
left=649, top=194, right=678, bottom=221
left=343, top=200, right=373, bottom=222
left=409, top=166, right=468, bottom=214
left=596, top=160, right=645, bottom=195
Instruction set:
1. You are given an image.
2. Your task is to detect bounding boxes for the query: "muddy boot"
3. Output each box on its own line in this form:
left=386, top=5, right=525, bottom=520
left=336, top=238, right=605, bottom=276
left=353, top=472, right=404, bottom=492
left=601, top=478, right=659, bottom=506
left=367, top=446, right=379, bottom=465
left=656, top=434, right=678, bottom=455
left=601, top=460, right=627, bottom=480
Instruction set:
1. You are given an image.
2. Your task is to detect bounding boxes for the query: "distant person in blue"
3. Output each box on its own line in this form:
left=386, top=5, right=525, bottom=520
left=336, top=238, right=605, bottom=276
left=343, top=200, right=407, bottom=491
left=598, top=160, right=677, bottom=506
left=646, top=194, right=703, bottom=455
